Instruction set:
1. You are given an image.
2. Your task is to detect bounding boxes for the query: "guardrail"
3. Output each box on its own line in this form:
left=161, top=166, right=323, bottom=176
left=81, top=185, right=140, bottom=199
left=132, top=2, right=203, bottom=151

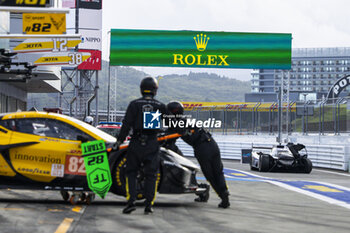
left=306, top=145, right=349, bottom=171
left=177, top=138, right=350, bottom=171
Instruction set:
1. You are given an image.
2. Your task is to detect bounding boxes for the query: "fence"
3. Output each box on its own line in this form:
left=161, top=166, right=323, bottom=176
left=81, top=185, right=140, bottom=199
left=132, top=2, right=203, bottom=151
left=184, top=97, right=350, bottom=135
left=62, top=99, right=350, bottom=171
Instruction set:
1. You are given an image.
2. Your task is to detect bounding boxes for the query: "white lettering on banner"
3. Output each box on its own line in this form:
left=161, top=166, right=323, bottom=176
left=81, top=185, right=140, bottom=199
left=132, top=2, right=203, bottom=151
left=68, top=53, right=83, bottom=65
left=334, top=85, right=340, bottom=95
left=52, top=38, right=68, bottom=52
left=332, top=76, right=350, bottom=96
left=162, top=118, right=222, bottom=129
left=339, top=79, right=347, bottom=87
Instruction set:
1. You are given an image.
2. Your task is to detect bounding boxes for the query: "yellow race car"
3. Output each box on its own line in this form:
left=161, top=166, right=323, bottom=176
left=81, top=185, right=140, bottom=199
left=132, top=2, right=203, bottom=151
left=0, top=111, right=208, bottom=204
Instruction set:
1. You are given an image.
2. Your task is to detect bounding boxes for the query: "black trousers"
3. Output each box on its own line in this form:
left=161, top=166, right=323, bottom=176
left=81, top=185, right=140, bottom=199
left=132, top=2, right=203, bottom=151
left=194, top=139, right=228, bottom=198
left=125, top=136, right=160, bottom=205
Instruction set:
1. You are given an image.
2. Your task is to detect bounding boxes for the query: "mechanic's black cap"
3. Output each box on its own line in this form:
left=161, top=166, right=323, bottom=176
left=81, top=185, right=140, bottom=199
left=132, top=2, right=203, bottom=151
left=140, top=77, right=158, bottom=96
left=167, top=101, right=184, bottom=115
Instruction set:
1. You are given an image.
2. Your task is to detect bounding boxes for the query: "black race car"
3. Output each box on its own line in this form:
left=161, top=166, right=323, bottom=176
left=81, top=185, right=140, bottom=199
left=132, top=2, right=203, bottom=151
left=109, top=147, right=209, bottom=202
left=250, top=143, right=312, bottom=173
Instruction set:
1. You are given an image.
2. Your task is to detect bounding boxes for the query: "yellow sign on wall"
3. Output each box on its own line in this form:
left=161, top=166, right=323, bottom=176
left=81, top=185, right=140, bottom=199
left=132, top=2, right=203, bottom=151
left=34, top=52, right=91, bottom=66
left=23, top=13, right=66, bottom=34
left=182, top=102, right=296, bottom=112
left=14, top=38, right=81, bottom=53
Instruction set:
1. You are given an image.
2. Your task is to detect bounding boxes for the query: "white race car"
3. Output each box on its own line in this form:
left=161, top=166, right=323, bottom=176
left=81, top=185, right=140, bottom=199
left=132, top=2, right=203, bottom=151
left=250, top=143, right=312, bottom=173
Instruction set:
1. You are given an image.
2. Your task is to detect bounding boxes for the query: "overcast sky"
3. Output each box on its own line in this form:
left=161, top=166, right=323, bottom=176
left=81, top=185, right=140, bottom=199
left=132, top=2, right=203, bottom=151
left=101, top=0, right=350, bottom=81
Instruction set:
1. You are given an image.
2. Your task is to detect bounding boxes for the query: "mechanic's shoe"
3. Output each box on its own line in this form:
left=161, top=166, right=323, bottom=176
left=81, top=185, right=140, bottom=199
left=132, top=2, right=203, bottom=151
left=218, top=196, right=231, bottom=209
left=144, top=205, right=154, bottom=215
left=218, top=199, right=230, bottom=208
left=123, top=202, right=136, bottom=214
left=218, top=192, right=230, bottom=209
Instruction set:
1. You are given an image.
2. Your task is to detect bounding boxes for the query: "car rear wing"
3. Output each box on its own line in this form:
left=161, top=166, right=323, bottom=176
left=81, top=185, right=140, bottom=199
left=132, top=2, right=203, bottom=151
left=252, top=146, right=273, bottom=154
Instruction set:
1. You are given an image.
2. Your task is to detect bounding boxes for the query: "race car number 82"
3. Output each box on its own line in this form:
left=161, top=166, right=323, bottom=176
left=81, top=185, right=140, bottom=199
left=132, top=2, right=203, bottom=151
left=24, top=23, right=51, bottom=33
left=65, top=155, right=86, bottom=175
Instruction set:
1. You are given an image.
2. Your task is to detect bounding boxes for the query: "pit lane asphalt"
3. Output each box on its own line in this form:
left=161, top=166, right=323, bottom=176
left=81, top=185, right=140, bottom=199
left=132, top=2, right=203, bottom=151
left=1, top=160, right=350, bottom=233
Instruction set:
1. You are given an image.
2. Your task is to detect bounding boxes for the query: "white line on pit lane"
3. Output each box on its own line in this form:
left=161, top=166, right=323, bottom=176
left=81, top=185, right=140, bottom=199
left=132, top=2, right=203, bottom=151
left=225, top=168, right=272, bottom=179
left=314, top=169, right=350, bottom=177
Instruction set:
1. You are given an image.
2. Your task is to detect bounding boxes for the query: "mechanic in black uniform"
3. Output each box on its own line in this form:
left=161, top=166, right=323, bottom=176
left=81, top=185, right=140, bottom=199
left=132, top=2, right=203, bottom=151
left=165, top=101, right=230, bottom=208
left=162, top=102, right=185, bottom=156
left=115, top=77, right=167, bottom=215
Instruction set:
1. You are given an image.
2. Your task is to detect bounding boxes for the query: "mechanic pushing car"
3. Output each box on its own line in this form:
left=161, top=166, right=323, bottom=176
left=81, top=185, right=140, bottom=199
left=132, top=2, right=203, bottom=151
left=165, top=101, right=230, bottom=208
left=115, top=77, right=167, bottom=215
left=162, top=104, right=185, bottom=156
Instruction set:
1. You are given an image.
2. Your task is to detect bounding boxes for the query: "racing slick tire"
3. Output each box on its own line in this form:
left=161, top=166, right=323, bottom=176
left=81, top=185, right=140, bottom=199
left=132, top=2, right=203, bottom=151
left=303, top=158, right=313, bottom=174
left=69, top=195, right=80, bottom=205
left=194, top=183, right=210, bottom=202
left=110, top=152, right=128, bottom=197
left=250, top=164, right=258, bottom=171
left=86, top=193, right=95, bottom=205
left=259, top=154, right=270, bottom=172
left=110, top=152, right=161, bottom=200
left=60, top=191, right=70, bottom=202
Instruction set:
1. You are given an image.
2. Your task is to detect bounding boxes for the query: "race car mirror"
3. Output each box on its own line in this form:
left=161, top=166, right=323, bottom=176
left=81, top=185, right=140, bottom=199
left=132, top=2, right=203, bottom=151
left=81, top=140, right=112, bottom=199
left=77, top=135, right=89, bottom=143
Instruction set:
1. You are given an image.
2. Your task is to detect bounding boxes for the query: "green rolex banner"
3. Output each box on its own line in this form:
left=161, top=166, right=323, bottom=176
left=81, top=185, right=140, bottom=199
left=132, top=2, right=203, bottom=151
left=110, top=29, right=291, bottom=69
left=82, top=140, right=112, bottom=199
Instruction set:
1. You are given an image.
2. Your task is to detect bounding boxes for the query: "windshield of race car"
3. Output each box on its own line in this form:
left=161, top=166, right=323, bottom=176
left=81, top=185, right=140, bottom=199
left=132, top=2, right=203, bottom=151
left=97, top=126, right=121, bottom=137
left=58, top=115, right=116, bottom=143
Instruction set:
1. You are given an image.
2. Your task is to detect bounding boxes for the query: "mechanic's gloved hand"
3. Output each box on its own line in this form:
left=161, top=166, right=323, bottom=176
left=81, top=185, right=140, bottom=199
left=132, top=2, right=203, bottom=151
left=112, top=141, right=122, bottom=151
left=160, top=139, right=168, bottom=147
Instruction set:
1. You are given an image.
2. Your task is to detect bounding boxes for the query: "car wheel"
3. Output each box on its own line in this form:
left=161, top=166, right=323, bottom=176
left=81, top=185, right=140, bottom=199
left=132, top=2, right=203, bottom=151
left=60, top=190, right=70, bottom=202
left=250, top=156, right=258, bottom=171
left=195, top=183, right=210, bottom=202
left=303, top=158, right=313, bottom=174
left=69, top=195, right=80, bottom=205
left=86, top=193, right=95, bottom=205
left=110, top=152, right=161, bottom=199
left=259, top=154, right=270, bottom=172
left=110, top=152, right=128, bottom=197
left=250, top=163, right=258, bottom=171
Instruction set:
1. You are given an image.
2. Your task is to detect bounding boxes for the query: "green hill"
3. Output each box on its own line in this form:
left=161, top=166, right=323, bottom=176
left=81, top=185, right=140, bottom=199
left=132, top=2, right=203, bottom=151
left=102, top=66, right=250, bottom=110
left=28, top=62, right=251, bottom=111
